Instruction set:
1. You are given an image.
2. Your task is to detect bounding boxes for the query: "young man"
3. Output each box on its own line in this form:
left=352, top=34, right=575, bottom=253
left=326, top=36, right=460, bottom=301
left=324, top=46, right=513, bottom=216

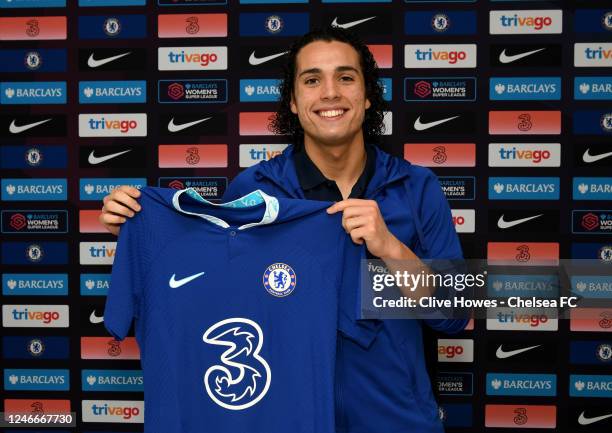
left=100, top=28, right=467, bottom=433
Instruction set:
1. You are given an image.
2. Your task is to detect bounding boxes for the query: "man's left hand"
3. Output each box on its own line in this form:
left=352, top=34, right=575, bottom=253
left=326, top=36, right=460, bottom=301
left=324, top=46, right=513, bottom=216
left=327, top=198, right=404, bottom=259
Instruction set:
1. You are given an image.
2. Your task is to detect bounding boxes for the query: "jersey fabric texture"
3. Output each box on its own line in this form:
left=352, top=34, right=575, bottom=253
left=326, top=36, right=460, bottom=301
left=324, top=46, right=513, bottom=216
left=222, top=144, right=468, bottom=433
left=104, top=186, right=378, bottom=433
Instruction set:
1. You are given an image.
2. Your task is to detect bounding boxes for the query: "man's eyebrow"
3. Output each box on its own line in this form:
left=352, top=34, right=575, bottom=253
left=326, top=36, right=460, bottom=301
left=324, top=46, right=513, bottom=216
left=297, top=65, right=360, bottom=78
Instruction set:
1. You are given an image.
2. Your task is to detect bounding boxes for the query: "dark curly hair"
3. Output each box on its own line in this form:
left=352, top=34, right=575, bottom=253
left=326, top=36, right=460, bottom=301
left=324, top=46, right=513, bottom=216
left=269, top=27, right=387, bottom=144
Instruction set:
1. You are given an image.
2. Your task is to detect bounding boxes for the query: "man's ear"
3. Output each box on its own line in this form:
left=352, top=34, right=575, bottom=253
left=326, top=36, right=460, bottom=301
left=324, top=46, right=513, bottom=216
left=365, top=97, right=371, bottom=110
left=290, top=92, right=298, bottom=114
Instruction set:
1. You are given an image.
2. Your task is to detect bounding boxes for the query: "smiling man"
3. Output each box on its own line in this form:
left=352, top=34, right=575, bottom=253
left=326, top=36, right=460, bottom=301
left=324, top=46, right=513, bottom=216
left=100, top=27, right=467, bottom=433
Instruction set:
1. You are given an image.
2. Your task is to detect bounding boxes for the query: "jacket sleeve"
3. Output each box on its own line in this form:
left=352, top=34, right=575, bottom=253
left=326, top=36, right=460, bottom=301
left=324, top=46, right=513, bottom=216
left=418, top=170, right=469, bottom=334
left=222, top=169, right=258, bottom=202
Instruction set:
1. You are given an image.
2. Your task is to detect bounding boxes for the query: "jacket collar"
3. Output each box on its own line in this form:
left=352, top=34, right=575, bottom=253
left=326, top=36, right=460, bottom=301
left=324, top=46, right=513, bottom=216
left=252, top=144, right=413, bottom=199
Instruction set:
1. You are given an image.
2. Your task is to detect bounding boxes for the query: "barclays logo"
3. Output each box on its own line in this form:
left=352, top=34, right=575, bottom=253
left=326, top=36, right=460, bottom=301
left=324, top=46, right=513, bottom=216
left=489, top=177, right=559, bottom=200
left=239, top=79, right=281, bottom=102
left=571, top=277, right=612, bottom=299
left=490, top=77, right=560, bottom=100
left=82, top=369, right=143, bottom=391
left=80, top=274, right=111, bottom=296
left=4, top=368, right=69, bottom=391
left=1, top=179, right=67, bottom=201
left=573, top=177, right=612, bottom=200
left=571, top=375, right=612, bottom=398
left=1, top=81, right=66, bottom=104
left=79, top=81, right=146, bottom=104
left=486, top=373, right=556, bottom=396
left=79, top=178, right=146, bottom=201
left=575, top=77, right=612, bottom=100
left=3, top=273, right=68, bottom=296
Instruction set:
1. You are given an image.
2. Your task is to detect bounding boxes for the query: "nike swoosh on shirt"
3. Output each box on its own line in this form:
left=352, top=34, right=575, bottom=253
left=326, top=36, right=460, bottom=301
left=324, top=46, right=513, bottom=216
left=167, top=117, right=212, bottom=133
left=169, top=272, right=206, bottom=288
left=497, top=214, right=543, bottom=229
left=583, top=149, right=612, bottom=163
left=9, top=118, right=52, bottom=134
left=248, top=51, right=288, bottom=66
left=413, top=115, right=459, bottom=131
left=578, top=411, right=612, bottom=426
left=87, top=52, right=131, bottom=68
left=331, top=16, right=376, bottom=29
left=89, top=311, right=104, bottom=324
left=88, top=149, right=132, bottom=165
left=499, top=48, right=546, bottom=64
left=495, top=344, right=541, bottom=359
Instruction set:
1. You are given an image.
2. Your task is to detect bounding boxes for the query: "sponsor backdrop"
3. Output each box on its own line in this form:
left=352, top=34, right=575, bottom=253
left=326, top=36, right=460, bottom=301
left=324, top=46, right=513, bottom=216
left=0, top=0, right=611, bottom=431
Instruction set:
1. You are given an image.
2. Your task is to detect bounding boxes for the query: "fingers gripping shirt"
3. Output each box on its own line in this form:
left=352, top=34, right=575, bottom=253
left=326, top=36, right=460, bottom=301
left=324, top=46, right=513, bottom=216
left=104, top=186, right=378, bottom=433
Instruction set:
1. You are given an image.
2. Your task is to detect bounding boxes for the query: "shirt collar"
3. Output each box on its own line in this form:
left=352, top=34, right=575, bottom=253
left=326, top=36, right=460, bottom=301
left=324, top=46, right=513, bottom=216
left=293, top=144, right=376, bottom=198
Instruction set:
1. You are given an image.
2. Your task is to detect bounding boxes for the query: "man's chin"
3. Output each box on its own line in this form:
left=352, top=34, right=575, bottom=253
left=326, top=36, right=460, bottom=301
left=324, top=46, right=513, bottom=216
left=304, top=132, right=362, bottom=148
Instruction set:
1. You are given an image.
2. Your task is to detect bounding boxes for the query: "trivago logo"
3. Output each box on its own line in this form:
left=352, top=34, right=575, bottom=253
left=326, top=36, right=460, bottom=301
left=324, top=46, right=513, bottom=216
left=2, top=305, right=69, bottom=328
left=451, top=209, right=475, bottom=233
left=487, top=308, right=558, bottom=331
left=82, top=400, right=144, bottom=423
left=158, top=47, right=227, bottom=71
left=80, top=242, right=117, bottom=265
left=490, top=10, right=562, bottom=34
left=78, top=114, right=146, bottom=137
left=437, top=339, right=474, bottom=362
left=575, top=43, right=612, bottom=67
left=488, top=143, right=560, bottom=167
left=239, top=144, right=288, bottom=168
left=405, top=44, right=476, bottom=68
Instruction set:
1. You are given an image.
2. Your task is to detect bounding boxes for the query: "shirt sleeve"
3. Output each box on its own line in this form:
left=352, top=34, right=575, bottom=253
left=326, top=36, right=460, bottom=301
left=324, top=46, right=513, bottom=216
left=337, top=234, right=382, bottom=349
left=104, top=211, right=145, bottom=341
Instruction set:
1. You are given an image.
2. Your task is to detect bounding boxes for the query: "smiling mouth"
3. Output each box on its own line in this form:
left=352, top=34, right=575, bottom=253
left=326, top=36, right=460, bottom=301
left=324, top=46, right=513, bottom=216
left=316, top=109, right=347, bottom=119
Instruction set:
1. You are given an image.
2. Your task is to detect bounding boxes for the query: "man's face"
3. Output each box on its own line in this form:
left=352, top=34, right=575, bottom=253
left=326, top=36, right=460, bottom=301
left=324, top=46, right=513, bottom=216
left=290, top=40, right=371, bottom=147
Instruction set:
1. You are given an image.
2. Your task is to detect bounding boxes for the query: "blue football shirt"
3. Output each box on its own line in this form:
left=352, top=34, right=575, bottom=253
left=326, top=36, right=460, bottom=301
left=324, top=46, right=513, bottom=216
left=104, top=187, right=378, bottom=433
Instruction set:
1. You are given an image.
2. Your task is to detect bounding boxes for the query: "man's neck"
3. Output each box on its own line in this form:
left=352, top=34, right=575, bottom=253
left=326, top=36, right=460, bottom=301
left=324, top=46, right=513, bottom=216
left=303, top=136, right=367, bottom=199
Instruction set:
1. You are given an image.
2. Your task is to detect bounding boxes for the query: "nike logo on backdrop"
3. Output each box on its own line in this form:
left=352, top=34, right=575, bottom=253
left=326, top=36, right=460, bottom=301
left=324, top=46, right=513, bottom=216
left=169, top=272, right=206, bottom=288
left=499, top=48, right=546, bottom=64
left=497, top=214, right=543, bottom=229
left=495, top=344, right=541, bottom=359
left=9, top=119, right=52, bottom=134
left=89, top=310, right=104, bottom=324
left=167, top=117, right=212, bottom=133
left=248, top=51, right=288, bottom=66
left=583, top=149, right=612, bottom=163
left=88, top=149, right=132, bottom=165
left=331, top=16, right=376, bottom=29
left=578, top=411, right=612, bottom=426
left=87, top=52, right=131, bottom=68
left=413, top=115, right=459, bottom=131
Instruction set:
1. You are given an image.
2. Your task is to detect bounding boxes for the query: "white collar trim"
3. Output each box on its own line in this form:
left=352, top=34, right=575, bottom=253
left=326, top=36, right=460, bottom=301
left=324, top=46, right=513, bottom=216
left=171, top=188, right=279, bottom=230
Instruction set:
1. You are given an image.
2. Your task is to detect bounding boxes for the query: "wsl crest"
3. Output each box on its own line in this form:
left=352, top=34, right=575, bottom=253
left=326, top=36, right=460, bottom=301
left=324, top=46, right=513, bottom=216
left=263, top=263, right=296, bottom=297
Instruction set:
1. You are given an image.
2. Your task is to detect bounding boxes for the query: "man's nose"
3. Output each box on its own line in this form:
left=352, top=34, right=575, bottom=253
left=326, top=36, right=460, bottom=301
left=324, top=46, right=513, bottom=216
left=320, top=77, right=340, bottom=100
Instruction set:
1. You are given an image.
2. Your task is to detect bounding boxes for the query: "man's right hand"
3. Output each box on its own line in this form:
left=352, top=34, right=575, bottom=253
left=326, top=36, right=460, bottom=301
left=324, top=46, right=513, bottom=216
left=99, top=186, right=142, bottom=236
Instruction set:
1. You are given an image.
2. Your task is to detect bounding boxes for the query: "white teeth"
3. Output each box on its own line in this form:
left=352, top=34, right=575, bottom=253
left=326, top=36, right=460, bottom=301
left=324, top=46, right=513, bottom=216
left=318, top=109, right=344, bottom=118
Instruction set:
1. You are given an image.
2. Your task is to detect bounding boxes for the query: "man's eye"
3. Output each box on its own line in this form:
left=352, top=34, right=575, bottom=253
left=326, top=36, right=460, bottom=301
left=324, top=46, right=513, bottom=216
left=340, top=76, right=354, bottom=81
left=304, top=78, right=318, bottom=85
